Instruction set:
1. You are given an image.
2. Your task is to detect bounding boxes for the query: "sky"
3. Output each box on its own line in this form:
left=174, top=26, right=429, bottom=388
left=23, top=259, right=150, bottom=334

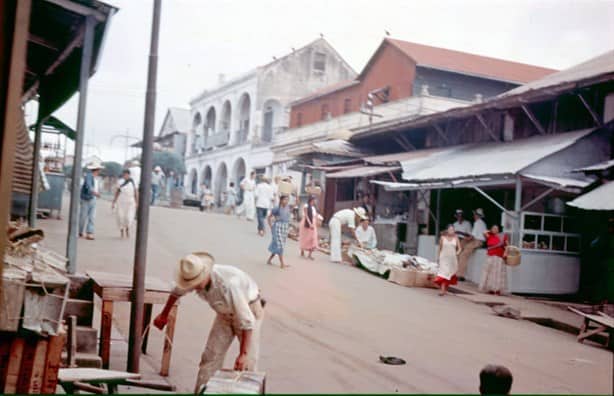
left=32, top=0, right=614, bottom=163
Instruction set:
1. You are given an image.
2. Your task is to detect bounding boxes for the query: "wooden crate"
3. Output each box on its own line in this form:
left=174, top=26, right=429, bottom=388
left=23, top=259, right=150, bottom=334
left=0, top=332, right=65, bottom=394
left=205, top=369, right=266, bottom=394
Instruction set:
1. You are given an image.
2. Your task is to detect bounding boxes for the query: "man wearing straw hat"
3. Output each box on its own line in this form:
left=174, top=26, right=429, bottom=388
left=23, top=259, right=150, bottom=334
left=457, top=208, right=488, bottom=281
left=328, top=207, right=367, bottom=263
left=154, top=253, right=265, bottom=394
left=79, top=160, right=103, bottom=240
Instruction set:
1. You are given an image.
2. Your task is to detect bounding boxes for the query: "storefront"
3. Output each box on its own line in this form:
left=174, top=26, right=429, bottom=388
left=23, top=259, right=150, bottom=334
left=372, top=127, right=612, bottom=294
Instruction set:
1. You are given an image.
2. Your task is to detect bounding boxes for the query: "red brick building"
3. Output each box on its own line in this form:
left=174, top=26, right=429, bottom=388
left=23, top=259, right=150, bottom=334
left=289, top=38, right=556, bottom=128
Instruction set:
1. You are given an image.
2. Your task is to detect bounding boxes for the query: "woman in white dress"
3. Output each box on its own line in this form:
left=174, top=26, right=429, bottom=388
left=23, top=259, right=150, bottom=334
left=239, top=171, right=256, bottom=221
left=112, top=169, right=138, bottom=239
left=434, top=225, right=462, bottom=296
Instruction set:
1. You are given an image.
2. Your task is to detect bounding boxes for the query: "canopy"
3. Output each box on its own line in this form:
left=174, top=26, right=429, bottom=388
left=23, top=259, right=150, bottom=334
left=29, top=116, right=76, bottom=140
left=327, top=165, right=399, bottom=179
left=567, top=182, right=614, bottom=211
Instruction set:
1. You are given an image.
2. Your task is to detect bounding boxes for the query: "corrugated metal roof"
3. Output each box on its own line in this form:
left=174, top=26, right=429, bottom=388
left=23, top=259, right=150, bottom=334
left=499, top=49, right=614, bottom=97
left=327, top=165, right=400, bottom=179
left=386, top=38, right=556, bottom=84
left=521, top=174, right=593, bottom=190
left=572, top=159, right=614, bottom=173
left=401, top=129, right=595, bottom=182
left=364, top=147, right=452, bottom=165
left=567, top=182, right=614, bottom=211
left=311, top=139, right=369, bottom=157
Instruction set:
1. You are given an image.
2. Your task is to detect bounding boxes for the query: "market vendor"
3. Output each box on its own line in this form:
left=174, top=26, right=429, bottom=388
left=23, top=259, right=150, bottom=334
left=355, top=217, right=378, bottom=249
left=457, top=208, right=487, bottom=280
left=154, top=253, right=265, bottom=394
left=328, top=207, right=367, bottom=262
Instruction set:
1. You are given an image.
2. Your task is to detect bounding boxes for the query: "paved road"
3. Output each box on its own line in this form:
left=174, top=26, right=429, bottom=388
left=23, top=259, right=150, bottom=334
left=41, top=200, right=612, bottom=393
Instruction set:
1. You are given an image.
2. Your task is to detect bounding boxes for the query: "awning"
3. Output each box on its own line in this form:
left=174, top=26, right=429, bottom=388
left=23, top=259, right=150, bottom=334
left=401, top=129, right=595, bottom=183
left=521, top=174, right=593, bottom=192
left=567, top=181, right=614, bottom=211
left=572, top=159, right=614, bottom=173
left=29, top=116, right=76, bottom=140
left=327, top=165, right=400, bottom=179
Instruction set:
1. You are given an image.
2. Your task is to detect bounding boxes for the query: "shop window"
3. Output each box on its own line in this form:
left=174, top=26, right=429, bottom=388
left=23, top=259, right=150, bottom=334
left=520, top=212, right=580, bottom=254
left=336, top=179, right=355, bottom=201
left=321, top=104, right=329, bottom=120
left=343, top=98, right=352, bottom=114
left=313, top=52, right=326, bottom=72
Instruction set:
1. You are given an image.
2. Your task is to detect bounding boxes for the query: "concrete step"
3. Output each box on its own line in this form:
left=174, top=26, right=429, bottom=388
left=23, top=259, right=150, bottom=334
left=61, top=352, right=103, bottom=368
left=76, top=325, right=98, bottom=354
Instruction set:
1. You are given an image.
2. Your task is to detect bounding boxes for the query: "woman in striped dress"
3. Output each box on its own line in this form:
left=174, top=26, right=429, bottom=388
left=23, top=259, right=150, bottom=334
left=266, top=195, right=291, bottom=269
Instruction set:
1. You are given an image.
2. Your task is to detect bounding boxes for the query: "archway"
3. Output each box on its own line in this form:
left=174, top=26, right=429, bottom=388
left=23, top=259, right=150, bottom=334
left=201, top=165, right=212, bottom=189
left=189, top=168, right=198, bottom=195
left=205, top=107, right=216, bottom=136
left=231, top=157, right=247, bottom=205
left=191, top=112, right=202, bottom=153
left=261, top=98, right=283, bottom=143
left=220, top=100, right=232, bottom=134
left=236, top=93, right=251, bottom=144
left=214, top=162, right=228, bottom=205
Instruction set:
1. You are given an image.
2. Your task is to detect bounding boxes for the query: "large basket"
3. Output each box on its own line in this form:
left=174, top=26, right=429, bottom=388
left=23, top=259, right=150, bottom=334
left=505, top=245, right=521, bottom=266
left=278, top=181, right=294, bottom=195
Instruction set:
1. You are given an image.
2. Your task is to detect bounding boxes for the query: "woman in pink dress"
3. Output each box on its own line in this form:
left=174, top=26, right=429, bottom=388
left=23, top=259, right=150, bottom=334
left=299, top=196, right=320, bottom=260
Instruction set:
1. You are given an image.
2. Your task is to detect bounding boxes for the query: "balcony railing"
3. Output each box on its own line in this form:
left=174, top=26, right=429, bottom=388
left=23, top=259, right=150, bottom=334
left=235, top=129, right=249, bottom=145
left=204, top=131, right=230, bottom=149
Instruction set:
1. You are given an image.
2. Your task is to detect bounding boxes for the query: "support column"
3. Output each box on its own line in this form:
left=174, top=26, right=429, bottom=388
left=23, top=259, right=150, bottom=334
left=66, top=15, right=95, bottom=273
left=28, top=110, right=45, bottom=226
left=128, top=0, right=161, bottom=373
left=513, top=177, right=522, bottom=246
left=435, top=189, right=441, bottom=239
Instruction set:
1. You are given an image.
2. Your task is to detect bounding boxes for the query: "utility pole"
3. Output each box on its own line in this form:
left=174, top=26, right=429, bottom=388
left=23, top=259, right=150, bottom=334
left=127, top=0, right=161, bottom=373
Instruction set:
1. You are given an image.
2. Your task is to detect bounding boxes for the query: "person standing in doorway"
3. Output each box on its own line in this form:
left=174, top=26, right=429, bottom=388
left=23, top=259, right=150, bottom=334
left=328, top=207, right=367, bottom=263
left=299, top=195, right=321, bottom=259
left=239, top=171, right=257, bottom=221
left=111, top=169, right=138, bottom=239
left=457, top=208, right=488, bottom=281
left=434, top=225, right=462, bottom=296
left=151, top=165, right=164, bottom=205
left=453, top=209, right=472, bottom=258
left=154, top=253, right=265, bottom=394
left=267, top=195, right=292, bottom=268
left=254, top=176, right=275, bottom=236
left=79, top=161, right=102, bottom=240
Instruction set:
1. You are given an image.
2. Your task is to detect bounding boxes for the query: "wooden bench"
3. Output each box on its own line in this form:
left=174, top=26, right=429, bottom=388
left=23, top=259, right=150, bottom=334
left=567, top=306, right=614, bottom=350
left=58, top=368, right=175, bottom=394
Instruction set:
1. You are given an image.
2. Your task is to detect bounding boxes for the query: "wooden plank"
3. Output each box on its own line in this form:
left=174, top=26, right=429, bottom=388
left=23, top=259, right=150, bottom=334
left=476, top=114, right=500, bottom=142
left=58, top=368, right=140, bottom=383
left=577, top=93, right=603, bottom=127
left=521, top=104, right=546, bottom=135
left=100, top=288, right=170, bottom=304
left=16, top=335, right=38, bottom=393
left=160, top=304, right=177, bottom=377
left=0, top=333, right=15, bottom=391
left=578, top=324, right=608, bottom=343
left=27, top=338, right=48, bottom=393
left=99, top=300, right=114, bottom=369
left=88, top=271, right=170, bottom=292
left=3, top=337, right=24, bottom=393
left=67, top=315, right=77, bottom=367
left=41, top=333, right=65, bottom=394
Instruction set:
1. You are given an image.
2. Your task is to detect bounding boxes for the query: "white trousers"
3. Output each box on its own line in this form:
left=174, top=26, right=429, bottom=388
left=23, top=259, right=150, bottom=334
left=243, top=191, right=256, bottom=221
left=329, top=217, right=342, bottom=262
left=194, top=302, right=264, bottom=394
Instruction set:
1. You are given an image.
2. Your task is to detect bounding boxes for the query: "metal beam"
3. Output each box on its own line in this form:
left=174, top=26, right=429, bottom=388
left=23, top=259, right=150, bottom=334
left=28, top=33, right=59, bottom=51
left=394, top=136, right=412, bottom=152
left=577, top=93, right=603, bottom=127
left=431, top=123, right=449, bottom=143
left=45, top=0, right=107, bottom=21
left=128, top=0, right=161, bottom=374
left=473, top=185, right=513, bottom=215
left=521, top=104, right=546, bottom=135
left=476, top=113, right=500, bottom=142
left=45, top=25, right=85, bottom=77
left=520, top=187, right=554, bottom=211
left=398, top=134, right=415, bottom=150
left=66, top=15, right=95, bottom=273
left=513, top=177, right=523, bottom=246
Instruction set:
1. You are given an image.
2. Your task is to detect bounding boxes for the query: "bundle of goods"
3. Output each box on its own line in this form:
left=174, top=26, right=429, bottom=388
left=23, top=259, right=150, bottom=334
left=205, top=369, right=266, bottom=394
left=277, top=180, right=294, bottom=196
left=505, top=245, right=521, bottom=266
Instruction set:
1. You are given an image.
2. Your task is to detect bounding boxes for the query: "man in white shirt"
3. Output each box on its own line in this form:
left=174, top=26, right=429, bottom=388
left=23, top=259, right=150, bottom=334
left=328, top=207, right=367, bottom=262
left=457, top=208, right=488, bottom=280
left=254, top=177, right=275, bottom=236
left=154, top=253, right=264, bottom=394
left=355, top=218, right=378, bottom=249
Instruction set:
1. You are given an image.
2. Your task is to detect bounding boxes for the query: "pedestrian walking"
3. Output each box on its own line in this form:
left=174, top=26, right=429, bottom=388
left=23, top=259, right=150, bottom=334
left=254, top=176, right=275, bottom=236
left=266, top=195, right=291, bottom=268
left=457, top=208, right=487, bottom=280
left=151, top=165, right=164, bottom=205
left=434, top=224, right=462, bottom=296
left=479, top=225, right=508, bottom=295
left=299, top=196, right=321, bottom=259
left=355, top=217, right=378, bottom=249
left=479, top=364, right=513, bottom=395
left=239, top=171, right=256, bottom=221
left=328, top=207, right=367, bottom=263
left=79, top=161, right=102, bottom=240
left=224, top=182, right=237, bottom=214
left=111, top=169, right=138, bottom=239
left=154, top=253, right=265, bottom=394
left=200, top=184, right=214, bottom=212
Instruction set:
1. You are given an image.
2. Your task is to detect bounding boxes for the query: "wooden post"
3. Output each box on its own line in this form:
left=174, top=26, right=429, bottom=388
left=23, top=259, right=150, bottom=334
left=160, top=304, right=177, bottom=376
left=41, top=333, right=66, bottom=394
left=513, top=177, right=522, bottom=247
left=67, top=315, right=78, bottom=367
left=27, top=338, right=48, bottom=393
left=28, top=109, right=45, bottom=226
left=141, top=303, right=153, bottom=354
left=4, top=338, right=25, bottom=393
left=99, top=300, right=114, bottom=369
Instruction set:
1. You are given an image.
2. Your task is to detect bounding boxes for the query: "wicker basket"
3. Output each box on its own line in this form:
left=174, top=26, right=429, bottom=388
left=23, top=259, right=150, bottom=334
left=505, top=245, right=521, bottom=266
left=278, top=181, right=294, bottom=195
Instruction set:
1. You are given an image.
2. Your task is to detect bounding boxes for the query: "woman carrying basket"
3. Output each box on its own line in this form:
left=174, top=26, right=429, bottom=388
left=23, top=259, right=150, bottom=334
left=479, top=225, right=508, bottom=295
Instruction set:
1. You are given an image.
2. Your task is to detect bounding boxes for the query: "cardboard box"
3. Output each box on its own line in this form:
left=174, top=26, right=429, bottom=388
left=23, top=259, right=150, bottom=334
left=205, top=369, right=266, bottom=394
left=388, top=267, right=417, bottom=287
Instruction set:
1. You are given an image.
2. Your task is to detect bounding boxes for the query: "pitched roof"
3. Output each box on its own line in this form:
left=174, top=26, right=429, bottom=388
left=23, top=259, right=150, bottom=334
left=168, top=107, right=191, bottom=133
left=383, top=38, right=556, bottom=84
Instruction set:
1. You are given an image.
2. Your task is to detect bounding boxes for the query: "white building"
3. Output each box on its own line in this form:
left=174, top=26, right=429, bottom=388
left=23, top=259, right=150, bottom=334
left=184, top=38, right=356, bottom=203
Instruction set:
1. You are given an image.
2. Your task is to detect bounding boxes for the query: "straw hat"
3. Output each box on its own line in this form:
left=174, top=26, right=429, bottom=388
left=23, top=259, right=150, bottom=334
left=473, top=208, right=485, bottom=217
left=154, top=165, right=162, bottom=172
left=455, top=209, right=464, bottom=216
left=353, top=207, right=367, bottom=220
left=175, top=252, right=214, bottom=290
left=86, top=160, right=103, bottom=170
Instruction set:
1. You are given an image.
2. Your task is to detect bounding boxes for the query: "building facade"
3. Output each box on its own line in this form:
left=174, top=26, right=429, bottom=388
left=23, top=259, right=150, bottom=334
left=184, top=38, right=356, bottom=203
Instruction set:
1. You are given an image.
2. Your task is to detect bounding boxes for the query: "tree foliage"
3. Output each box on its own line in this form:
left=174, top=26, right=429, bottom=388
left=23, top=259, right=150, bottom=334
left=101, top=161, right=123, bottom=178
left=152, top=151, right=186, bottom=175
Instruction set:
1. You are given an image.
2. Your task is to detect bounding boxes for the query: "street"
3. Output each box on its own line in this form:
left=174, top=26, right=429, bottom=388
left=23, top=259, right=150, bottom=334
left=41, top=199, right=612, bottom=394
